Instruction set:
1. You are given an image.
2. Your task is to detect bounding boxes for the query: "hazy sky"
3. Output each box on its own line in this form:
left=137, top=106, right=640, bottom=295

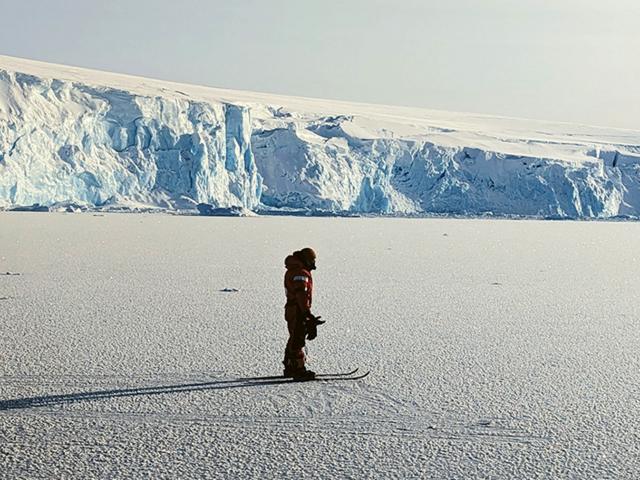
left=1, top=0, right=638, bottom=129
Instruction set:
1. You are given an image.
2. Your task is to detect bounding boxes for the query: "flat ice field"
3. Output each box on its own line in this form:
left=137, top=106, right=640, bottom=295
left=1, top=213, right=639, bottom=478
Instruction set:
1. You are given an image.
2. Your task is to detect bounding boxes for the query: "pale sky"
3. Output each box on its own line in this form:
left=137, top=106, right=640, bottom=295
left=1, top=0, right=639, bottom=129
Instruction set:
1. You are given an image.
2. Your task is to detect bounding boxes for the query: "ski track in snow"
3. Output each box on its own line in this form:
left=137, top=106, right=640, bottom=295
left=1, top=213, right=640, bottom=478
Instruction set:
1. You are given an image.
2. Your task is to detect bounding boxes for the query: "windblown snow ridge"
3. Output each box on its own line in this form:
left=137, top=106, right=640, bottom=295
left=1, top=55, right=639, bottom=218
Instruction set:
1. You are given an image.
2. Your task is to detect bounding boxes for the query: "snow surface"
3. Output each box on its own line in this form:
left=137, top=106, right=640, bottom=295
left=1, top=212, right=639, bottom=478
left=2, top=55, right=640, bottom=218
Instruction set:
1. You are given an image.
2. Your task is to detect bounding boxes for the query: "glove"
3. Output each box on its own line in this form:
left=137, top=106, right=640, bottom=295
left=305, top=314, right=324, bottom=340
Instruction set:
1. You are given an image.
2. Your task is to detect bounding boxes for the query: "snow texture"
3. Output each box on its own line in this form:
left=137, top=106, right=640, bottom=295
left=1, top=55, right=640, bottom=218
left=1, top=213, right=639, bottom=478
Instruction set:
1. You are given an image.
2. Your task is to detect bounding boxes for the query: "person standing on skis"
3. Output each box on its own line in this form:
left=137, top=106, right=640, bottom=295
left=283, top=247, right=324, bottom=380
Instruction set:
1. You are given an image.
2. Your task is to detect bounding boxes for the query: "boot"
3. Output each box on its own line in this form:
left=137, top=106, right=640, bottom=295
left=291, top=367, right=315, bottom=381
left=283, top=350, right=306, bottom=378
left=283, top=364, right=297, bottom=378
left=283, top=359, right=316, bottom=380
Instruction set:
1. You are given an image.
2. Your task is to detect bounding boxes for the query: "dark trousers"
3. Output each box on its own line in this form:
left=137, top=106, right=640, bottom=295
left=283, top=304, right=306, bottom=369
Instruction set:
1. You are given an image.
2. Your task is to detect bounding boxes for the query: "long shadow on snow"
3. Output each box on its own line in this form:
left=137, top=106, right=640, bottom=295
left=0, top=375, right=294, bottom=411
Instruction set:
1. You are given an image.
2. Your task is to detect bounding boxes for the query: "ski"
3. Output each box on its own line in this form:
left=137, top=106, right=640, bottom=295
left=256, top=371, right=369, bottom=384
left=293, top=368, right=366, bottom=381
left=236, top=368, right=360, bottom=383
left=312, top=370, right=370, bottom=382
left=316, top=368, right=359, bottom=378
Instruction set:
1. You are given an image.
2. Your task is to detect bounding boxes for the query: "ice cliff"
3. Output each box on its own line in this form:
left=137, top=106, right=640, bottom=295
left=1, top=55, right=639, bottom=218
left=0, top=68, right=261, bottom=211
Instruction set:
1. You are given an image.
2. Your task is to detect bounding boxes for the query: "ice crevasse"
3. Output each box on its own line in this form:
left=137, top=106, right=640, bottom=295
left=1, top=55, right=639, bottom=218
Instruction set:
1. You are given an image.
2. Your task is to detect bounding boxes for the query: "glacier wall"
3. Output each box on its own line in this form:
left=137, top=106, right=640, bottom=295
left=1, top=63, right=640, bottom=218
left=0, top=70, right=261, bottom=210
left=252, top=117, right=640, bottom=218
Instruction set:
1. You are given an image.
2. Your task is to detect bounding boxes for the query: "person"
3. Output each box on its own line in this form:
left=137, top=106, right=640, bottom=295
left=283, top=247, right=325, bottom=380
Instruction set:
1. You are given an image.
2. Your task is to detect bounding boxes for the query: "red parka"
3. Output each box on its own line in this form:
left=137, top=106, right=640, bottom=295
left=284, top=254, right=313, bottom=315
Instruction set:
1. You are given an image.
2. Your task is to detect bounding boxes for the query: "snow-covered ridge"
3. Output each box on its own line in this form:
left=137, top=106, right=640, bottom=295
left=1, top=54, right=639, bottom=217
